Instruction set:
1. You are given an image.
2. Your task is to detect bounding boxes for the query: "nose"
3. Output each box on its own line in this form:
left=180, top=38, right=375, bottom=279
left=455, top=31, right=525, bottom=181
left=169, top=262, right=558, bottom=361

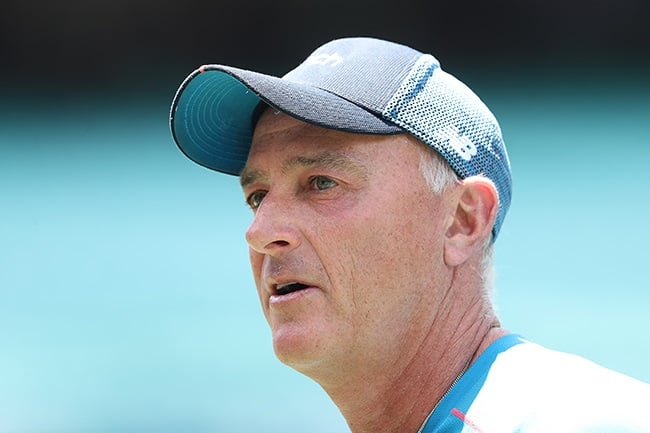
left=245, top=195, right=301, bottom=256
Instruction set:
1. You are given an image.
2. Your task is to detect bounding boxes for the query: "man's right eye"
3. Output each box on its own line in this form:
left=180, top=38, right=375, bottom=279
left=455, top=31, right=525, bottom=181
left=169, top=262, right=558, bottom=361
left=246, top=191, right=267, bottom=210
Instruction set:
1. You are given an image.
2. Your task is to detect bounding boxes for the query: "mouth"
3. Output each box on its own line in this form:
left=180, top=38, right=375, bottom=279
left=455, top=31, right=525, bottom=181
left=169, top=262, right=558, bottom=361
left=275, top=282, right=310, bottom=296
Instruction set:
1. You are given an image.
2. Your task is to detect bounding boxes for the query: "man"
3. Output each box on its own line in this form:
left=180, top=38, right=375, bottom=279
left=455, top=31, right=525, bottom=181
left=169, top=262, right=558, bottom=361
left=170, top=38, right=650, bottom=433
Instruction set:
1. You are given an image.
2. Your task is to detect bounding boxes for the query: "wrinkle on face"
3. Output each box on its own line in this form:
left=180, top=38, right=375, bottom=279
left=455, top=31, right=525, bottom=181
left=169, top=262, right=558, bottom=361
left=242, top=109, right=456, bottom=387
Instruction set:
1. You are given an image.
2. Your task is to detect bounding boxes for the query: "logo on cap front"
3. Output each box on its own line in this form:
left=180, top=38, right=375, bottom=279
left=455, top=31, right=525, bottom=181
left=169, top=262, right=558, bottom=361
left=305, top=52, right=344, bottom=67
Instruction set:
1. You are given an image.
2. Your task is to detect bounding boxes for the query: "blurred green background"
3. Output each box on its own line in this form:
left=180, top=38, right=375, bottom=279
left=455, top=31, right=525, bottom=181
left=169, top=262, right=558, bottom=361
left=1, top=1, right=649, bottom=432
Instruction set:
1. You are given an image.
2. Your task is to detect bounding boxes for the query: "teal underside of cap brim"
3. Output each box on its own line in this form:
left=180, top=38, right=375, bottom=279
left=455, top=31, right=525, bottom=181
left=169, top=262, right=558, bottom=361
left=172, top=70, right=261, bottom=175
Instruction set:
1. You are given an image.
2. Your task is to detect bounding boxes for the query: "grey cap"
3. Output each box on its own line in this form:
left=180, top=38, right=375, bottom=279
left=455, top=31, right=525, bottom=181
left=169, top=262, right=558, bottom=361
left=170, top=37, right=511, bottom=239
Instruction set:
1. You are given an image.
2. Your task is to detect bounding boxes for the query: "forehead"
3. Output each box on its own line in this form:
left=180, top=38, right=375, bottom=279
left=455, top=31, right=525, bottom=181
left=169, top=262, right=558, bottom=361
left=250, top=110, right=356, bottom=153
left=240, top=110, right=429, bottom=191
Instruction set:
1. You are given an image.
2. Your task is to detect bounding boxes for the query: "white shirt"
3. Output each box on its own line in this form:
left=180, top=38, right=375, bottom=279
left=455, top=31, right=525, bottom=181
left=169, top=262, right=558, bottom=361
left=421, top=335, right=650, bottom=433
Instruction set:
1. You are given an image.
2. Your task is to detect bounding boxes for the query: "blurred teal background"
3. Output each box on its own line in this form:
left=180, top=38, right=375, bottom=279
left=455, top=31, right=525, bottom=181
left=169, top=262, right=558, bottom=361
left=2, top=66, right=648, bottom=433
left=1, top=1, right=649, bottom=432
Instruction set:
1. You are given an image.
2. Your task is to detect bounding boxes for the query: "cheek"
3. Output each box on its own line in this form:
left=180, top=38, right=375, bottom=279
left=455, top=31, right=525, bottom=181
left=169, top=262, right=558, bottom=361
left=330, top=195, right=444, bottom=292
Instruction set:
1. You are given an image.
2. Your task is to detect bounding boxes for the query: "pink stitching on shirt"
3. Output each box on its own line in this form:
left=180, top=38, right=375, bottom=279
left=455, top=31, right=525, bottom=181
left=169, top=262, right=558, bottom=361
left=451, top=408, right=486, bottom=433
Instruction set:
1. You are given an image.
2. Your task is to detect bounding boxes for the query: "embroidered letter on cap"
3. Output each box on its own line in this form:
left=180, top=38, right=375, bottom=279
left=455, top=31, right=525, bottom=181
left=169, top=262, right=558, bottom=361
left=305, top=52, right=343, bottom=67
left=440, top=125, right=477, bottom=161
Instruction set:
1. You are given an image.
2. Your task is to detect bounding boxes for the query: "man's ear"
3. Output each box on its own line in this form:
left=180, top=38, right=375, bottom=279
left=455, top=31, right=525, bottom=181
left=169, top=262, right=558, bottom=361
left=444, top=176, right=498, bottom=267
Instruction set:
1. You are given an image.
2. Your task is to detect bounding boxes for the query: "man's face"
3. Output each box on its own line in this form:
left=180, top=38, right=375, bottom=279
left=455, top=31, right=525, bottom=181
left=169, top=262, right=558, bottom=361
left=240, top=111, right=454, bottom=382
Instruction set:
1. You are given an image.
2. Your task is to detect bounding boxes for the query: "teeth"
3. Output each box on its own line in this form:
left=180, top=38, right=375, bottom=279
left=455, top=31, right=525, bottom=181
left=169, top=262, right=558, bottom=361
left=276, top=282, right=309, bottom=295
left=277, top=282, right=297, bottom=290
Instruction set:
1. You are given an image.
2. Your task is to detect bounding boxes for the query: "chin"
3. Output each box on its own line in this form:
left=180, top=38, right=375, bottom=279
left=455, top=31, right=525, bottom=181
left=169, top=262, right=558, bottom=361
left=271, top=323, right=332, bottom=373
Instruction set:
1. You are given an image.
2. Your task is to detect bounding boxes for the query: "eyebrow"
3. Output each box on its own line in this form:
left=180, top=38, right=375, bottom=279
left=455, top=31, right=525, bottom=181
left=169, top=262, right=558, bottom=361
left=240, top=151, right=369, bottom=189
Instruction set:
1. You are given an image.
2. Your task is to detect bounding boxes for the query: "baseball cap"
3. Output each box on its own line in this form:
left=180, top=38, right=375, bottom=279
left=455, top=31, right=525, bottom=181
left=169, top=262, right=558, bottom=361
left=170, top=37, right=512, bottom=239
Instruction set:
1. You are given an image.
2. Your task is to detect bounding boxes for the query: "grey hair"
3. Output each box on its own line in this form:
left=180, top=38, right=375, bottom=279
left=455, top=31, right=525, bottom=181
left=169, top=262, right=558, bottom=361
left=416, top=142, right=496, bottom=300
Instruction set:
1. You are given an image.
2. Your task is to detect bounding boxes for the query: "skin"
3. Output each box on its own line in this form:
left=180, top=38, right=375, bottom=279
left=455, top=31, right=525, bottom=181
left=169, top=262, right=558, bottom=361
left=240, top=109, right=506, bottom=433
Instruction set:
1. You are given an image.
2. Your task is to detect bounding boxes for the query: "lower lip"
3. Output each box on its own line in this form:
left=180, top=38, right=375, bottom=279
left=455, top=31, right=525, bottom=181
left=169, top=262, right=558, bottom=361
left=269, top=286, right=318, bottom=306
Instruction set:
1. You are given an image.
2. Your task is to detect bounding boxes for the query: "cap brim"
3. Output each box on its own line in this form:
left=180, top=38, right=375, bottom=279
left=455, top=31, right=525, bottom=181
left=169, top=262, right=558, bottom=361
left=170, top=65, right=402, bottom=175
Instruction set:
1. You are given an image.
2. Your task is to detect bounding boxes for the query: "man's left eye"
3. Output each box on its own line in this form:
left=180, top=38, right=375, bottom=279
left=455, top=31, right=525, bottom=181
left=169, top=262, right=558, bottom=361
left=310, top=176, right=338, bottom=191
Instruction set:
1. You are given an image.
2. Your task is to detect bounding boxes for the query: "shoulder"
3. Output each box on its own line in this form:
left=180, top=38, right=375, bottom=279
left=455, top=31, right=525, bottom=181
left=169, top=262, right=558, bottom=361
left=465, top=339, right=650, bottom=433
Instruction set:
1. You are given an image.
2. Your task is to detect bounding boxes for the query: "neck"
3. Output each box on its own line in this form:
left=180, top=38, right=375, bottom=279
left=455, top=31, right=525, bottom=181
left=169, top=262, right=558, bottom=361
left=320, top=286, right=506, bottom=433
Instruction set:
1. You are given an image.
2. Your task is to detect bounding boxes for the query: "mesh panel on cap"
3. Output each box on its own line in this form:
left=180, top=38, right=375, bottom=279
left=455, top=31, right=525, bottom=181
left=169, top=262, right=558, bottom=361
left=383, top=55, right=512, bottom=238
